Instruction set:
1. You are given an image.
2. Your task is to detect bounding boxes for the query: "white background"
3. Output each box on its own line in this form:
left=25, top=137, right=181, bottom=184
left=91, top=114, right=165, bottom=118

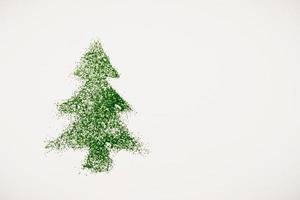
left=0, top=0, right=300, bottom=199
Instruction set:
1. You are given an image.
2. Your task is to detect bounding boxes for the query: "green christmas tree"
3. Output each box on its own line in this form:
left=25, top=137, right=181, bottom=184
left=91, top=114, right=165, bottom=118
left=46, top=40, right=142, bottom=173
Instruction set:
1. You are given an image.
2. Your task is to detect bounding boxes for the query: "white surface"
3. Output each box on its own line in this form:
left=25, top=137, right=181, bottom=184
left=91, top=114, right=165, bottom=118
left=0, top=0, right=300, bottom=199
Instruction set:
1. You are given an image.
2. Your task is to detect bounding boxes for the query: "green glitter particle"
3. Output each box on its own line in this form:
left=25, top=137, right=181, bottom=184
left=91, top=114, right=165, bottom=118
left=46, top=40, right=143, bottom=173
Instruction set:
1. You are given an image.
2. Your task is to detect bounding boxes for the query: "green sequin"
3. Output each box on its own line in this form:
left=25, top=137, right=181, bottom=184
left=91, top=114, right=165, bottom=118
left=46, top=40, right=142, bottom=173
